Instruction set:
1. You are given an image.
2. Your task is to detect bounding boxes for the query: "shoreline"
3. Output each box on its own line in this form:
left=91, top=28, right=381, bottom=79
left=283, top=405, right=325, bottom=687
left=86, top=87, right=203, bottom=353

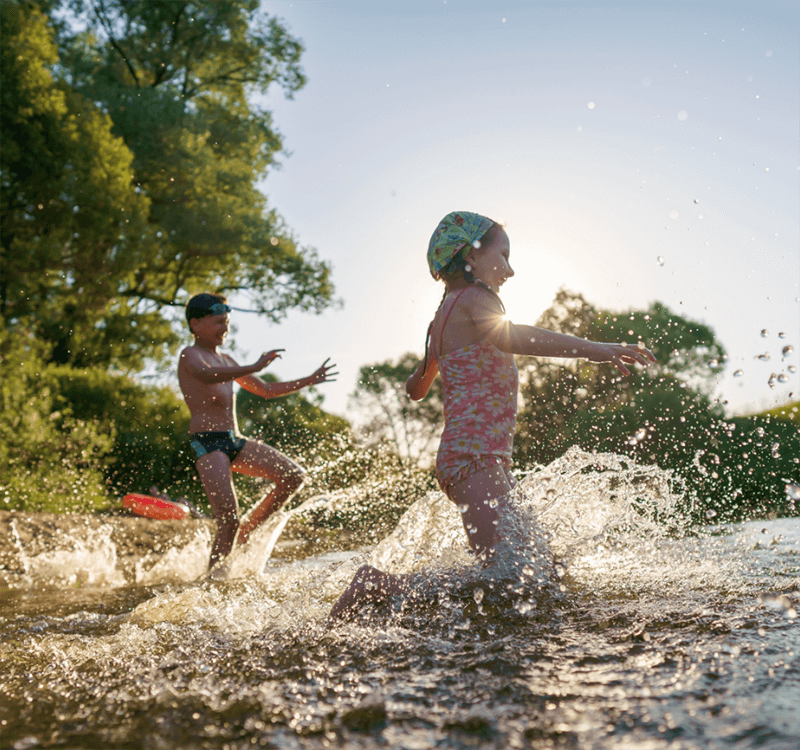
left=0, top=509, right=357, bottom=589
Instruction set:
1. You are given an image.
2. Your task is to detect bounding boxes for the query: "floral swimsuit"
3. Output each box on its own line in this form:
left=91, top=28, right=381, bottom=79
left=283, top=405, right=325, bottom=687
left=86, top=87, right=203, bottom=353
left=433, top=287, right=518, bottom=492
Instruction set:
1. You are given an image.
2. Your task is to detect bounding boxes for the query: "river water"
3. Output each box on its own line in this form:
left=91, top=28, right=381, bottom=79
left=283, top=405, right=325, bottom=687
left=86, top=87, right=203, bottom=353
left=1, top=448, right=798, bottom=750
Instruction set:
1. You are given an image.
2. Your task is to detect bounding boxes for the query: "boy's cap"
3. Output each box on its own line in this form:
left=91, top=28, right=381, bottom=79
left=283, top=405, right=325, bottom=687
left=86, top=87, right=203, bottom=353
left=186, top=293, right=231, bottom=322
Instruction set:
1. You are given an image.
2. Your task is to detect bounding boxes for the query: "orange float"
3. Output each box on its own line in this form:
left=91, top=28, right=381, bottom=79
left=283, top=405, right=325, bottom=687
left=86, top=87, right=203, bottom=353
left=122, top=493, right=190, bottom=520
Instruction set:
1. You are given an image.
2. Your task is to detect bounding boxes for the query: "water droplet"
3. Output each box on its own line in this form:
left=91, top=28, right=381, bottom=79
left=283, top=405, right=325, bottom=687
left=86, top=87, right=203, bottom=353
left=781, top=345, right=794, bottom=357
left=514, top=599, right=536, bottom=615
left=768, top=373, right=777, bottom=388
left=761, top=329, right=769, bottom=337
left=657, top=255, right=665, bottom=266
left=771, top=442, right=780, bottom=458
left=706, top=509, right=718, bottom=519
left=777, top=374, right=789, bottom=383
left=786, top=483, right=800, bottom=501
left=778, top=332, right=786, bottom=338
left=756, top=353, right=771, bottom=362
left=788, top=365, right=797, bottom=374
left=733, top=369, right=744, bottom=377
left=634, top=428, right=647, bottom=441
left=473, top=587, right=484, bottom=604
left=708, top=358, right=719, bottom=369
left=588, top=101, right=595, bottom=109
left=694, top=198, right=700, bottom=204
left=546, top=488, right=557, bottom=501
left=457, top=504, right=468, bottom=515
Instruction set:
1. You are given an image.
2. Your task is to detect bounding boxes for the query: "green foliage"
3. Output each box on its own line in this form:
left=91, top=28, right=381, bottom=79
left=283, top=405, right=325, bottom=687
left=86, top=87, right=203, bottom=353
left=513, top=290, right=799, bottom=523
left=0, top=322, right=113, bottom=512
left=349, top=352, right=444, bottom=469
left=47, top=366, right=198, bottom=500
left=296, top=448, right=439, bottom=547
left=236, top=377, right=351, bottom=463
left=1, top=1, right=153, bottom=367
left=686, top=414, right=800, bottom=522
left=756, top=401, right=800, bottom=424
left=2, top=0, right=336, bottom=371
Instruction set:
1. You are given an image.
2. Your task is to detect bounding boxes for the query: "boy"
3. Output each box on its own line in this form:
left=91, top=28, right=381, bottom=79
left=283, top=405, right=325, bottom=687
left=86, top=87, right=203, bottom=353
left=178, top=293, right=336, bottom=570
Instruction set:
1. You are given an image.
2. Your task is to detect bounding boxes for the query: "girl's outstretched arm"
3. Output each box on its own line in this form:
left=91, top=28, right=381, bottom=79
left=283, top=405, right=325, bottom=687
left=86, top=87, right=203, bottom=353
left=471, top=289, right=655, bottom=375
left=507, top=325, right=655, bottom=375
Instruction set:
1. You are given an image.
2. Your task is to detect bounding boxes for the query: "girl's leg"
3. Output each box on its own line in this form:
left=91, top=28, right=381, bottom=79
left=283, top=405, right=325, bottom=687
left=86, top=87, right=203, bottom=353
left=447, top=465, right=515, bottom=557
left=231, top=441, right=305, bottom=545
left=195, top=452, right=239, bottom=569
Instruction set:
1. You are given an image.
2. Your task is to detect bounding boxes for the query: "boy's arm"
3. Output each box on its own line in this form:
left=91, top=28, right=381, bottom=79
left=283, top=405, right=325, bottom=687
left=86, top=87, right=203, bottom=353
left=237, top=359, right=337, bottom=400
left=181, top=348, right=282, bottom=384
left=472, top=290, right=655, bottom=375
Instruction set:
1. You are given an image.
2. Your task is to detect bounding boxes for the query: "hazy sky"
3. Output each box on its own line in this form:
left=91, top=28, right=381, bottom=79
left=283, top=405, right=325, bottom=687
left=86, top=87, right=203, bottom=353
left=224, top=0, right=799, bottom=419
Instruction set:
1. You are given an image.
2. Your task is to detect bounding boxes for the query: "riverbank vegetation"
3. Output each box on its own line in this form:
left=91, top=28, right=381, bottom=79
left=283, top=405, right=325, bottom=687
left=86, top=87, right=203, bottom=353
left=2, top=1, right=796, bottom=525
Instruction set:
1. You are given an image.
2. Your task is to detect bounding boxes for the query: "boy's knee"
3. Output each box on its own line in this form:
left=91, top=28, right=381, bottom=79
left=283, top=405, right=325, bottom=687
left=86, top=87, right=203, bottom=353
left=284, top=468, right=305, bottom=493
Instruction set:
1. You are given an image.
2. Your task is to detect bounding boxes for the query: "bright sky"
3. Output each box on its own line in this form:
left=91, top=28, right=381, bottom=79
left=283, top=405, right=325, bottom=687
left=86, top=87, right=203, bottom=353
left=225, top=0, right=799, bottom=419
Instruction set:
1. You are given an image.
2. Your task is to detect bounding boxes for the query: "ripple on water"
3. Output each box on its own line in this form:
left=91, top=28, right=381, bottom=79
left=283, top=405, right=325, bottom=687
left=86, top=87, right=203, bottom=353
left=1, top=448, right=799, bottom=749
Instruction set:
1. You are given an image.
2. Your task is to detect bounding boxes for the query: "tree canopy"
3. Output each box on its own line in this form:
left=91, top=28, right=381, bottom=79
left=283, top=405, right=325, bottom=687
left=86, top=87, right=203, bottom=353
left=513, top=290, right=727, bottom=469
left=349, top=353, right=444, bottom=469
left=1, top=0, right=335, bottom=370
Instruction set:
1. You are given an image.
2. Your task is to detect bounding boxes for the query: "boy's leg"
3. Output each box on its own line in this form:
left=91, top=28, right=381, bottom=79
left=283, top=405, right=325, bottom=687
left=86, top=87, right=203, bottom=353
left=447, top=465, right=514, bottom=557
left=231, top=441, right=305, bottom=545
left=195, top=451, right=239, bottom=569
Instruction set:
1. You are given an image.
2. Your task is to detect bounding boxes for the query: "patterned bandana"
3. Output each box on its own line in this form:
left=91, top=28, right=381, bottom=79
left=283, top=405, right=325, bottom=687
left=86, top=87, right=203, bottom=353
left=427, top=211, right=495, bottom=279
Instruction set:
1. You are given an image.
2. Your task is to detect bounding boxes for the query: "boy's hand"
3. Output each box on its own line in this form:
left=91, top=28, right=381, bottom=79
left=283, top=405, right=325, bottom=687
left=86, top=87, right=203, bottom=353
left=254, top=349, right=284, bottom=371
left=589, top=342, right=656, bottom=376
left=309, top=358, right=338, bottom=385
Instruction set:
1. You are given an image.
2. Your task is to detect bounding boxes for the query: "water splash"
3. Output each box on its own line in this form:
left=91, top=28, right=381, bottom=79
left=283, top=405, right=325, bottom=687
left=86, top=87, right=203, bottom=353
left=211, top=494, right=333, bottom=580
left=135, top=526, right=211, bottom=585
left=21, top=523, right=125, bottom=587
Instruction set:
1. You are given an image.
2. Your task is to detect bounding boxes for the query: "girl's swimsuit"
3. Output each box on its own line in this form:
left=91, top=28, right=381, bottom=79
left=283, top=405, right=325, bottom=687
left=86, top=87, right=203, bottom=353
left=433, top=287, right=518, bottom=492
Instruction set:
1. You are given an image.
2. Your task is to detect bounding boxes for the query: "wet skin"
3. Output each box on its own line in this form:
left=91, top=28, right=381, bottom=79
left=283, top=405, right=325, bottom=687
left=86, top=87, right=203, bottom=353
left=178, top=311, right=337, bottom=569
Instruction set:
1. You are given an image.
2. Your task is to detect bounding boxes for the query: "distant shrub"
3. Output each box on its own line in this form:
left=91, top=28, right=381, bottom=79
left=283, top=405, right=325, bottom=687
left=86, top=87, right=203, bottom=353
left=0, top=325, right=113, bottom=512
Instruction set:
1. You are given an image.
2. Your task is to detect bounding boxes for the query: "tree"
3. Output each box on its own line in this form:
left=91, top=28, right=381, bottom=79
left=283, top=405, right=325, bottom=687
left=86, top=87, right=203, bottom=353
left=349, top=353, right=444, bottom=469
left=509, top=290, right=800, bottom=522
left=1, top=0, right=335, bottom=370
left=236, top=378, right=351, bottom=461
left=513, top=290, right=727, bottom=469
left=0, top=321, right=114, bottom=512
left=1, top=1, right=154, bottom=368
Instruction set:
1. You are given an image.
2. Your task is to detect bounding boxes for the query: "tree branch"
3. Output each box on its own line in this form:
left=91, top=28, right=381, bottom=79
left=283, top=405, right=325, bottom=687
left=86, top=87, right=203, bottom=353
left=91, top=0, right=140, bottom=88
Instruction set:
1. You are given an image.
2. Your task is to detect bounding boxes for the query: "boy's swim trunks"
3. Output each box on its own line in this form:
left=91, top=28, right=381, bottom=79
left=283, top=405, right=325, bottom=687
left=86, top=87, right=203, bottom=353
left=190, top=430, right=247, bottom=462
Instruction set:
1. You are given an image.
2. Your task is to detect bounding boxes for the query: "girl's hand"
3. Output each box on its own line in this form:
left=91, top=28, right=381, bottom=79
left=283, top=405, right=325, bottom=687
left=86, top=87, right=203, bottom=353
left=309, top=358, right=338, bottom=385
left=588, top=342, right=656, bottom=376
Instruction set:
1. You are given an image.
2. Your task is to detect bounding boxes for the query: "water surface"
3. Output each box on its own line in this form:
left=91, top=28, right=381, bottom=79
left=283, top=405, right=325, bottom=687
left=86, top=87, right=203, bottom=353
left=1, top=449, right=798, bottom=749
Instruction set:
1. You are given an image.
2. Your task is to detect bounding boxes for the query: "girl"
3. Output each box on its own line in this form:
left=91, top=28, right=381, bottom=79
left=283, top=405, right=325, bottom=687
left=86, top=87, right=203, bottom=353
left=330, top=212, right=655, bottom=617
